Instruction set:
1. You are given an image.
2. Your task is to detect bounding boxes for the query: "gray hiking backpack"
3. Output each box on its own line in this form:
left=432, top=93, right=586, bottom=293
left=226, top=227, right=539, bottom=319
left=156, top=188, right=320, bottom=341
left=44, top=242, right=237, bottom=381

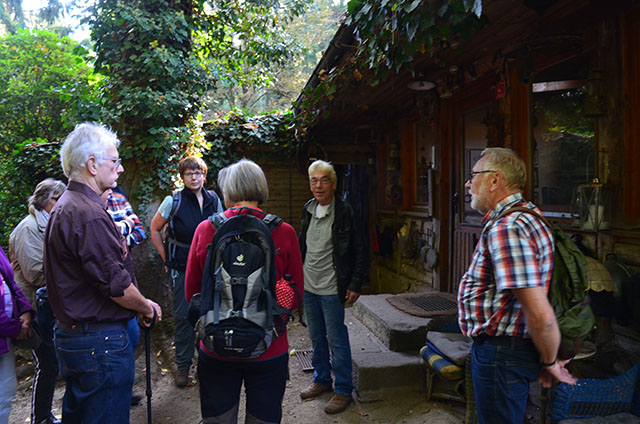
left=196, top=209, right=289, bottom=358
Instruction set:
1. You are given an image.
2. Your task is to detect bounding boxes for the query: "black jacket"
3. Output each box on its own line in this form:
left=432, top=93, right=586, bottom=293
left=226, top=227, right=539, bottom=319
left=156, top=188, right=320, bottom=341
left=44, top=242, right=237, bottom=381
left=299, top=197, right=368, bottom=303
left=167, top=188, right=221, bottom=270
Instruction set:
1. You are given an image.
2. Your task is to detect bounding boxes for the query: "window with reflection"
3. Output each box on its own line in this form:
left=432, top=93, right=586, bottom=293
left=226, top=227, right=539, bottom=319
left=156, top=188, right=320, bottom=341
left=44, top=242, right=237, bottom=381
left=461, top=105, right=490, bottom=224
left=532, top=54, right=595, bottom=215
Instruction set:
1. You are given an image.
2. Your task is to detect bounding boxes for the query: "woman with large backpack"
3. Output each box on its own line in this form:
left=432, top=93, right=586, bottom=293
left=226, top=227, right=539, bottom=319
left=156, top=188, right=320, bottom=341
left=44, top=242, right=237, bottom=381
left=150, top=156, right=223, bottom=387
left=185, top=159, right=304, bottom=423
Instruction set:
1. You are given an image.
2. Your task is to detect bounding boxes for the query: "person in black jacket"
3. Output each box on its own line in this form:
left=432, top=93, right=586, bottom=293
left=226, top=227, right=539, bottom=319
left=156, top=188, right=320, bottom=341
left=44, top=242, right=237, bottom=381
left=150, top=156, right=223, bottom=387
left=298, top=160, right=367, bottom=414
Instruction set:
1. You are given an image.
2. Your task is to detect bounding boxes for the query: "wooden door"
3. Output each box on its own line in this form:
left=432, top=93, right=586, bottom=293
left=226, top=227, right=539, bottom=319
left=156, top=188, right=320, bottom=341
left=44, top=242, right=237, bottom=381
left=447, top=83, right=494, bottom=294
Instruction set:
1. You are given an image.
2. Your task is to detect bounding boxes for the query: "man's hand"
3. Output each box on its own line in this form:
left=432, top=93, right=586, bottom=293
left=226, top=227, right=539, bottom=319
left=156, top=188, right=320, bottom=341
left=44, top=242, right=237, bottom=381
left=123, top=216, right=136, bottom=230
left=345, top=290, right=360, bottom=305
left=538, top=358, right=577, bottom=388
left=139, top=299, right=162, bottom=328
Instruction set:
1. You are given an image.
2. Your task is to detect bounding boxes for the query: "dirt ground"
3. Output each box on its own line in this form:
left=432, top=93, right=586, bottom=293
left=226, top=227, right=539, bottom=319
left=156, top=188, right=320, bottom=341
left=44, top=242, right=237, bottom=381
left=9, top=321, right=467, bottom=424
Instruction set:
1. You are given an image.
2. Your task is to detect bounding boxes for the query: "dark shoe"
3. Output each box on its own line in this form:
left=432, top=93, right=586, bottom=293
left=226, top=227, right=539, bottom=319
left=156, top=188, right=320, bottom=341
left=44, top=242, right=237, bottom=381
left=324, top=394, right=352, bottom=414
left=175, top=369, right=189, bottom=388
left=300, top=382, right=332, bottom=400
left=36, top=415, right=61, bottom=424
left=131, top=392, right=143, bottom=406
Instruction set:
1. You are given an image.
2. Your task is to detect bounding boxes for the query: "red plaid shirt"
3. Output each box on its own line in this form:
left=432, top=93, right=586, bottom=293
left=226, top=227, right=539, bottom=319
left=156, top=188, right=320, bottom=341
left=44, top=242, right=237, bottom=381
left=457, top=193, right=554, bottom=338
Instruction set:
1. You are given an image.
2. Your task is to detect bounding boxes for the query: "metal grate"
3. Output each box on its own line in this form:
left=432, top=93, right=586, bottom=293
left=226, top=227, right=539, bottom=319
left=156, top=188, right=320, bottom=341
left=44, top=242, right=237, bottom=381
left=295, top=349, right=314, bottom=372
left=407, top=295, right=457, bottom=313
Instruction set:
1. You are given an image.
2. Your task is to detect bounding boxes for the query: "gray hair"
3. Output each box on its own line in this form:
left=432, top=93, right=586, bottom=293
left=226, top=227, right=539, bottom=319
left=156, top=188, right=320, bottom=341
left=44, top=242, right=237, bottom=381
left=308, top=160, right=337, bottom=182
left=480, top=147, right=527, bottom=191
left=60, top=122, right=120, bottom=179
left=29, top=178, right=66, bottom=212
left=222, top=159, right=269, bottom=205
left=217, top=166, right=230, bottom=197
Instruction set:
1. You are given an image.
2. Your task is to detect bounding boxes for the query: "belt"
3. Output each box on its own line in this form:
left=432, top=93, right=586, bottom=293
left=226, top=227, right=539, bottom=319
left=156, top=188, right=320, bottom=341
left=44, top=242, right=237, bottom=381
left=57, top=320, right=128, bottom=334
left=473, top=333, right=534, bottom=348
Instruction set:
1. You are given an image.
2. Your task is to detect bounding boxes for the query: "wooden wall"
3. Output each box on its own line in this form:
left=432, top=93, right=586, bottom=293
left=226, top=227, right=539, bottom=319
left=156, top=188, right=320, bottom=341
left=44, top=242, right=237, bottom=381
left=261, top=163, right=310, bottom=233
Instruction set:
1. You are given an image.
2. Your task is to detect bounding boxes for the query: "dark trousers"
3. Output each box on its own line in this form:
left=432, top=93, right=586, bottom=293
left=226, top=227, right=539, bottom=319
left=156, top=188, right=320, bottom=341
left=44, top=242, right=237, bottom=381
left=172, top=270, right=195, bottom=371
left=31, top=288, right=59, bottom=423
left=471, top=338, right=540, bottom=424
left=54, top=327, right=134, bottom=424
left=198, top=351, right=288, bottom=423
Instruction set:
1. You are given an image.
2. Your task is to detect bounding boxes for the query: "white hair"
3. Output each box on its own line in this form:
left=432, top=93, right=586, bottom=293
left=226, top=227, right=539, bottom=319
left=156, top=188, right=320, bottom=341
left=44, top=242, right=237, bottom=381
left=60, top=122, right=120, bottom=179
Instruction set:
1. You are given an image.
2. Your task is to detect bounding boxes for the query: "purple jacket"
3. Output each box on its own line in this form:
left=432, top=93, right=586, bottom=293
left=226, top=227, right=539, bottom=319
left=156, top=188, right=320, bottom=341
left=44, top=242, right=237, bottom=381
left=0, top=245, right=34, bottom=354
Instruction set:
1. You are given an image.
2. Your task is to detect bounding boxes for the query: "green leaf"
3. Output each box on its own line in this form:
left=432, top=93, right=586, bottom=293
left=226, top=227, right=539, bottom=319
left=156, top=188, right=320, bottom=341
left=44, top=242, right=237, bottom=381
left=347, top=0, right=363, bottom=15
left=472, top=0, right=483, bottom=17
left=406, top=20, right=418, bottom=42
left=403, top=0, right=422, bottom=13
left=438, top=3, right=449, bottom=18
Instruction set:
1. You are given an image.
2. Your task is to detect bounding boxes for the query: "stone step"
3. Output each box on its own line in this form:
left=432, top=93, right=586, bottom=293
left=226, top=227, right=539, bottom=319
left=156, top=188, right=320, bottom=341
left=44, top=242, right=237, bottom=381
left=346, top=308, right=426, bottom=402
left=352, top=293, right=433, bottom=352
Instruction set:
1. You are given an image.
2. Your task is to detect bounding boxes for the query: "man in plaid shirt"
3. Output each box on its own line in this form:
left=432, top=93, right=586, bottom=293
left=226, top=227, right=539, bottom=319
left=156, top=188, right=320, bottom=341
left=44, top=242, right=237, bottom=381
left=104, top=188, right=146, bottom=248
left=458, top=148, right=576, bottom=424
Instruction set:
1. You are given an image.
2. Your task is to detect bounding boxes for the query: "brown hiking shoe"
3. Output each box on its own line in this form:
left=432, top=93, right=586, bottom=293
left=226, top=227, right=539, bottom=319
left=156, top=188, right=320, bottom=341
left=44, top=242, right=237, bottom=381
left=175, top=369, right=189, bottom=388
left=324, top=394, right=352, bottom=414
left=300, top=382, right=332, bottom=399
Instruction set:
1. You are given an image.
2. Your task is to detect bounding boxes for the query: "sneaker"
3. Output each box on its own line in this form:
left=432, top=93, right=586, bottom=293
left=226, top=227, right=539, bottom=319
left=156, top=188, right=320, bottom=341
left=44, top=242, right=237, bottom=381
left=324, top=394, right=352, bottom=414
left=131, top=392, right=143, bottom=406
left=175, top=369, right=189, bottom=388
left=300, top=382, right=332, bottom=400
left=36, top=415, right=61, bottom=424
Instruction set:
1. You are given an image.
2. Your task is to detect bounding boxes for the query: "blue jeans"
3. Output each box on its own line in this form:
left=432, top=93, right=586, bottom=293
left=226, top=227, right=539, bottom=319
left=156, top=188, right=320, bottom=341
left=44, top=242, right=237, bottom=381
left=198, top=351, right=288, bottom=423
left=172, top=269, right=195, bottom=371
left=471, top=339, right=540, bottom=424
left=127, top=317, right=140, bottom=350
left=0, top=350, right=17, bottom=424
left=303, top=292, right=353, bottom=396
left=31, top=288, right=60, bottom=423
left=54, top=328, right=134, bottom=424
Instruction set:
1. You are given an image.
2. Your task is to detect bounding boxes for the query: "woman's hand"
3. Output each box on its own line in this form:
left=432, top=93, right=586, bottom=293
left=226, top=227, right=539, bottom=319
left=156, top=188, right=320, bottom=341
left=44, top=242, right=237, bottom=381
left=17, top=312, right=32, bottom=340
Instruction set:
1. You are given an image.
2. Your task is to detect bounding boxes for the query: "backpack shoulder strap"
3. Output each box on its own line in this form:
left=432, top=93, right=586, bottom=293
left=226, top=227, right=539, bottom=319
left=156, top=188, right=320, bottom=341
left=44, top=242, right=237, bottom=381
left=206, top=189, right=223, bottom=212
left=494, top=206, right=551, bottom=229
left=169, top=190, right=181, bottom=235
left=208, top=212, right=227, bottom=230
left=262, top=213, right=283, bottom=233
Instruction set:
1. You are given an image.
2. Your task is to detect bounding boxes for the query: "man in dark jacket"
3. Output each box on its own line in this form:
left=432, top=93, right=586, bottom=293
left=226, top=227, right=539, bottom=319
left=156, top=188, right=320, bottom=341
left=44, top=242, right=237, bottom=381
left=299, top=160, right=367, bottom=414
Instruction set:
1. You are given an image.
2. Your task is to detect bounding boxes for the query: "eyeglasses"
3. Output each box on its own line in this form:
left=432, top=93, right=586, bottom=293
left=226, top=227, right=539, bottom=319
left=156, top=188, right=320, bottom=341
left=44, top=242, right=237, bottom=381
left=98, top=157, right=122, bottom=167
left=310, top=177, right=331, bottom=186
left=183, top=171, right=204, bottom=178
left=468, top=170, right=496, bottom=181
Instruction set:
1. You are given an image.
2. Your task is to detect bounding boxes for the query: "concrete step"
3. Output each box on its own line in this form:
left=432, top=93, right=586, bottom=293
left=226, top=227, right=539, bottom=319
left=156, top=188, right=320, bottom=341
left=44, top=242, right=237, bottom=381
left=352, top=293, right=433, bottom=352
left=346, top=308, right=426, bottom=402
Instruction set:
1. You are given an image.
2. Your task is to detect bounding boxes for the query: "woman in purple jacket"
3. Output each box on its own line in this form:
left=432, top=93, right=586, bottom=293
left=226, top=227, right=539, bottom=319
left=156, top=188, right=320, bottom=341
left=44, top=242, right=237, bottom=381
left=0, top=245, right=35, bottom=424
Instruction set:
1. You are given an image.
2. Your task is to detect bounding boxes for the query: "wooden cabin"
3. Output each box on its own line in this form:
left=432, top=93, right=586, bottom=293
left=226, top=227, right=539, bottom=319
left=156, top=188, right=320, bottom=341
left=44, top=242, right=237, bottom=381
left=295, top=0, right=640, bottom=340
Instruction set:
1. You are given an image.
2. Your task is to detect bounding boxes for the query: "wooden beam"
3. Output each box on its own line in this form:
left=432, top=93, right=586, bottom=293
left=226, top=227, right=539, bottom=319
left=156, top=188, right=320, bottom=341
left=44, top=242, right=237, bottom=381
left=621, top=5, right=640, bottom=225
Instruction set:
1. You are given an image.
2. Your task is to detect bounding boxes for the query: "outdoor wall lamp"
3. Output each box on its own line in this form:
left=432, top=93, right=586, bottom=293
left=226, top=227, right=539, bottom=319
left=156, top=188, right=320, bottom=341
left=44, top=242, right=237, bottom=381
left=408, top=72, right=435, bottom=91
left=408, top=79, right=435, bottom=91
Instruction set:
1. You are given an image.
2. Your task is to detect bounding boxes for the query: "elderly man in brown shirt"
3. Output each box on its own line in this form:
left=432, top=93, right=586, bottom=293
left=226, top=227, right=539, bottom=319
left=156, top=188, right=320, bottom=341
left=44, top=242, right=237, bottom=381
left=44, top=122, right=162, bottom=424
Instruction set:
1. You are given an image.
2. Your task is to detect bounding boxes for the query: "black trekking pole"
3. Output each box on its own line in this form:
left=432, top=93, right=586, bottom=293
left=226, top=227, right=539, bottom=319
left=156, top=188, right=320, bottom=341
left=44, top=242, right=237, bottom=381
left=141, top=309, right=157, bottom=424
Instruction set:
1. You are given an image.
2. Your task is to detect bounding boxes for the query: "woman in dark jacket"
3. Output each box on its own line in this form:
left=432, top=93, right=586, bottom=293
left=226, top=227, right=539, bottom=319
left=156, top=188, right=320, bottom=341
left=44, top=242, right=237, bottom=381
left=150, top=156, right=224, bottom=387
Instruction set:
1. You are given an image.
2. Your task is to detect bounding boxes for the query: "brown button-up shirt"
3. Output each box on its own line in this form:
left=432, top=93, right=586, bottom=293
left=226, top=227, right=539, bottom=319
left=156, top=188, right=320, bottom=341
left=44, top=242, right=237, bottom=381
left=44, top=181, right=136, bottom=325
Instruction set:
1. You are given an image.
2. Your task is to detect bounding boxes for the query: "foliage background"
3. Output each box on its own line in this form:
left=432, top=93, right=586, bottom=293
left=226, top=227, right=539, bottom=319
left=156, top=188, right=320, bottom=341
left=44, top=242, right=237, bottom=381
left=0, top=0, right=342, bottom=249
left=0, top=29, right=101, bottom=248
